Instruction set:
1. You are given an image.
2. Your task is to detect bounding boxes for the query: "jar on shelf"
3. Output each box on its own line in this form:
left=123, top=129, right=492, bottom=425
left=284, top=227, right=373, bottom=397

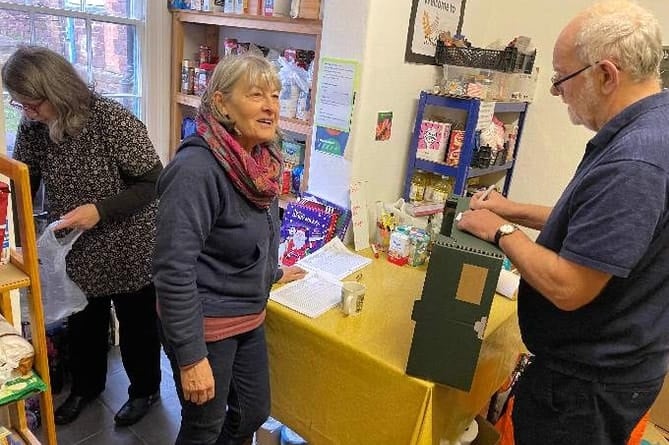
left=199, top=45, right=212, bottom=65
left=181, top=59, right=195, bottom=95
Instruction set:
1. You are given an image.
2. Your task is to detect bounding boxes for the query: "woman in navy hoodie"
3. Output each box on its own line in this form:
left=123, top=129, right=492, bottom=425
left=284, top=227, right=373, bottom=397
left=153, top=54, right=305, bottom=445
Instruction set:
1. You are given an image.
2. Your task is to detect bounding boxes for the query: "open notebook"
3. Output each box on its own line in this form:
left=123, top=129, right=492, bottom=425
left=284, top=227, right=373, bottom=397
left=270, top=238, right=371, bottom=318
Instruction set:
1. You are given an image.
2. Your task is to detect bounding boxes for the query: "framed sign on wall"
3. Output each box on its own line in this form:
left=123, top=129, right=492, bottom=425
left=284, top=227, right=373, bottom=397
left=405, top=0, right=466, bottom=65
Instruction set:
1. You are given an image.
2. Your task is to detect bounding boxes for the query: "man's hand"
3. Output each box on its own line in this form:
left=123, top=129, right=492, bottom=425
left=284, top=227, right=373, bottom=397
left=278, top=265, right=307, bottom=283
left=55, top=204, right=100, bottom=230
left=457, top=209, right=509, bottom=243
left=470, top=188, right=507, bottom=211
left=180, top=358, right=215, bottom=405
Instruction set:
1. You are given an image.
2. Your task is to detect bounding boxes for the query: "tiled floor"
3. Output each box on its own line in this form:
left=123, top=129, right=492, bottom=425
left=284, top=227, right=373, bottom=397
left=39, top=347, right=181, bottom=445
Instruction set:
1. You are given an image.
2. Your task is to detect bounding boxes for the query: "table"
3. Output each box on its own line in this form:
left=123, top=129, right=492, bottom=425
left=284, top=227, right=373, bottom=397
left=266, top=252, right=522, bottom=445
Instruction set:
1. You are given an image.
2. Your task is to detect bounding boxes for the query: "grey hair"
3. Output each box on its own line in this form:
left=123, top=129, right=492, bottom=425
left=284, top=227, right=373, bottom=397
left=1, top=46, right=92, bottom=143
left=574, top=0, right=663, bottom=82
left=199, top=54, right=281, bottom=132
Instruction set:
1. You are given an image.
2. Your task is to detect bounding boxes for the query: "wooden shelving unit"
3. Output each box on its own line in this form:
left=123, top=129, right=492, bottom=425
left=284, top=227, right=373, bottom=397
left=169, top=10, right=322, bottom=193
left=0, top=155, right=56, bottom=444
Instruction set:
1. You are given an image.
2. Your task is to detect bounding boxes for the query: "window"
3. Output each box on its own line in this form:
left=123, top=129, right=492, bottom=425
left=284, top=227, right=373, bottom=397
left=0, top=0, right=146, bottom=155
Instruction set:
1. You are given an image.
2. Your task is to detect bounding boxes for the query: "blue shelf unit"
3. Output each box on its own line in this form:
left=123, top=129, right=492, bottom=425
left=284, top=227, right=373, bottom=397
left=403, top=92, right=528, bottom=199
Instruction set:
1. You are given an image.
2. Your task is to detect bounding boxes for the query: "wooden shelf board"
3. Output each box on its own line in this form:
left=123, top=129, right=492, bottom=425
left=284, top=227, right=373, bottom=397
left=173, top=10, right=322, bottom=35
left=0, top=262, right=30, bottom=293
left=16, top=426, right=38, bottom=444
left=175, top=93, right=201, bottom=109
left=175, top=93, right=312, bottom=136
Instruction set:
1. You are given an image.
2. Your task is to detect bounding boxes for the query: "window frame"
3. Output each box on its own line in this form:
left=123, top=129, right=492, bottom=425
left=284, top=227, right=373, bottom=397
left=0, top=0, right=146, bottom=119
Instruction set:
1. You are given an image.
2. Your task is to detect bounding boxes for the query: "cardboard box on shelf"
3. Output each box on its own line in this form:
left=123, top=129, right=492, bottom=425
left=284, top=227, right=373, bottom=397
left=651, top=373, right=669, bottom=432
left=292, top=0, right=320, bottom=19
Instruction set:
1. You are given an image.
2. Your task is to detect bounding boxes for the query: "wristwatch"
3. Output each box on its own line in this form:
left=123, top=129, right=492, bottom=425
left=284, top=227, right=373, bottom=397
left=494, top=224, right=518, bottom=247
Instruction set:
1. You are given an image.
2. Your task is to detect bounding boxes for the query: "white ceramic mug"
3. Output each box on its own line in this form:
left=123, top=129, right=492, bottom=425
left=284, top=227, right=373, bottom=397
left=340, top=281, right=365, bottom=316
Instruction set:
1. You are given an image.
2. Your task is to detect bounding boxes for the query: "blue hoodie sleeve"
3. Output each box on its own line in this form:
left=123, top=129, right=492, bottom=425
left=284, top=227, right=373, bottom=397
left=153, top=145, right=222, bottom=367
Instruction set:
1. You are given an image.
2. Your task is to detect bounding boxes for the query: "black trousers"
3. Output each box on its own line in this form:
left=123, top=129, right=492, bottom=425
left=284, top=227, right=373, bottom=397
left=512, top=360, right=664, bottom=445
left=67, top=283, right=161, bottom=399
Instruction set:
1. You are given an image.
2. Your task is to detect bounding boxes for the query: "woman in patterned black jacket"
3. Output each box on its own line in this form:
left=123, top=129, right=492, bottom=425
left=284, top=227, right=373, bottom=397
left=2, top=46, right=162, bottom=427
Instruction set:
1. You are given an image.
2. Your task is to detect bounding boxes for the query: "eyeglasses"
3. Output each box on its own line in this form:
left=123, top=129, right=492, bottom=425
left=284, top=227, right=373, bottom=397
left=9, top=98, right=45, bottom=114
left=550, top=62, right=597, bottom=94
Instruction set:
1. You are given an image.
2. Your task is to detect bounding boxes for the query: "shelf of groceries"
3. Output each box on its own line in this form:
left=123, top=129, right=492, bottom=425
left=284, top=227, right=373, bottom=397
left=175, top=93, right=313, bottom=136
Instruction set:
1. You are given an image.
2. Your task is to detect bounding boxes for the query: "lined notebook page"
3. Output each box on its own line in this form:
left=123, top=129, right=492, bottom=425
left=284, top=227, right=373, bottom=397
left=270, top=273, right=342, bottom=318
left=297, top=238, right=371, bottom=280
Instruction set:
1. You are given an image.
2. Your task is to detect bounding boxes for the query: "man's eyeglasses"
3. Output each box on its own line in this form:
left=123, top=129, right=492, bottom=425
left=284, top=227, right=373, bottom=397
left=9, top=98, right=45, bottom=114
left=550, top=63, right=597, bottom=94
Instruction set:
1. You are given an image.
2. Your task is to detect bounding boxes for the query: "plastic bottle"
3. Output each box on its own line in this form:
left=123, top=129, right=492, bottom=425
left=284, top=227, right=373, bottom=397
left=423, top=173, right=436, bottom=202
left=431, top=176, right=453, bottom=204
left=409, top=171, right=427, bottom=202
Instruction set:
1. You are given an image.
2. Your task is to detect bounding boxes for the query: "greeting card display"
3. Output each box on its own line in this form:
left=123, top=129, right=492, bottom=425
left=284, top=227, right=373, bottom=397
left=279, top=203, right=336, bottom=266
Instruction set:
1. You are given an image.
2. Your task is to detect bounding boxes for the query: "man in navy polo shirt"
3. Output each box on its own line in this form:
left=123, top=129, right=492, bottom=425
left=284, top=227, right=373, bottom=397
left=457, top=1, right=669, bottom=444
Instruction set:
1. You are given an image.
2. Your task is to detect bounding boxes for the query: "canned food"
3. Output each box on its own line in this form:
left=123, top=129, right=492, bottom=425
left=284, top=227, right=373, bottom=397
left=199, top=45, right=211, bottom=65
left=181, top=59, right=195, bottom=95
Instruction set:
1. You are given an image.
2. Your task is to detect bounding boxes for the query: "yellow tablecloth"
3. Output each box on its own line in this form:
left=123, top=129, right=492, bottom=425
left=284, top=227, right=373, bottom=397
left=266, top=252, right=522, bottom=445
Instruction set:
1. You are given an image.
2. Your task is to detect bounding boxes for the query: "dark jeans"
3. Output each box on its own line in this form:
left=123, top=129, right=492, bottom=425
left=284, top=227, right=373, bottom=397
left=512, top=360, right=663, bottom=445
left=161, top=324, right=270, bottom=445
left=67, top=283, right=161, bottom=399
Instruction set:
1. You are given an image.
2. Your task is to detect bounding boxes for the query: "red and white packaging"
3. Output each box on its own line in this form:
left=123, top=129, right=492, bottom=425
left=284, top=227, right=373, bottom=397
left=446, top=129, right=465, bottom=167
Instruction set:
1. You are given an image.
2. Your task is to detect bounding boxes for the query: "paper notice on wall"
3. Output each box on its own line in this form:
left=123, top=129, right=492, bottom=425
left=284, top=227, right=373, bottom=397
left=315, top=58, right=359, bottom=132
left=350, top=180, right=370, bottom=251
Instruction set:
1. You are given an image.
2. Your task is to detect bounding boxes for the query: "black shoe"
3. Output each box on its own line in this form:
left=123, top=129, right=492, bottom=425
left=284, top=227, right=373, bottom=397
left=114, top=392, right=160, bottom=427
left=55, top=394, right=95, bottom=425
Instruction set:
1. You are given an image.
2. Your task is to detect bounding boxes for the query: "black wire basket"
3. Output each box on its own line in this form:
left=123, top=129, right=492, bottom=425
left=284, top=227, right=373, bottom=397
left=435, top=40, right=536, bottom=73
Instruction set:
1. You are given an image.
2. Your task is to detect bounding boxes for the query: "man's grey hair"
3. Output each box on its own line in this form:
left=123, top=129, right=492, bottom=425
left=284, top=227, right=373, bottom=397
left=199, top=53, right=281, bottom=132
left=1, top=45, right=92, bottom=143
left=575, top=0, right=663, bottom=82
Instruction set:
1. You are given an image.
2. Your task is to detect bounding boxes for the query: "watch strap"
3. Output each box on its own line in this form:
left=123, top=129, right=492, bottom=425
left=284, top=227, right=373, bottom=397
left=494, top=225, right=517, bottom=247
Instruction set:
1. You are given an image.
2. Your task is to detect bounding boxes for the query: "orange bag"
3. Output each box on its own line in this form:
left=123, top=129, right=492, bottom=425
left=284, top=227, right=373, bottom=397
left=494, top=395, right=516, bottom=445
left=494, top=397, right=649, bottom=445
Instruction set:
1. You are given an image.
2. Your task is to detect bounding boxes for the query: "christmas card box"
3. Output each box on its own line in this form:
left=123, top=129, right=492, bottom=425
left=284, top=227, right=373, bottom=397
left=278, top=202, right=336, bottom=266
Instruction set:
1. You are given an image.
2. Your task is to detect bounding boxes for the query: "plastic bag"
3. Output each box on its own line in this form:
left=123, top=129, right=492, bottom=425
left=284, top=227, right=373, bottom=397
left=37, top=221, right=88, bottom=324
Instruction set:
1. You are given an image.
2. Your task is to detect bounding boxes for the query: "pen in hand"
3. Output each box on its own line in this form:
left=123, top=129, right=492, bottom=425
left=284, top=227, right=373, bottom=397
left=480, top=184, right=496, bottom=201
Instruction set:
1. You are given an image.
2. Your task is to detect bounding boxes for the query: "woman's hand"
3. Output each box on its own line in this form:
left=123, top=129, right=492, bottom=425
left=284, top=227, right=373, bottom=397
left=277, top=265, right=307, bottom=283
left=55, top=204, right=100, bottom=230
left=180, top=358, right=215, bottom=405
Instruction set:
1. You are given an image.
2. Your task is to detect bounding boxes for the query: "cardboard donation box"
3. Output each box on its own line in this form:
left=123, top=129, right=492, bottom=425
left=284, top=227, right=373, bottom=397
left=650, top=372, right=669, bottom=433
left=407, top=196, right=504, bottom=391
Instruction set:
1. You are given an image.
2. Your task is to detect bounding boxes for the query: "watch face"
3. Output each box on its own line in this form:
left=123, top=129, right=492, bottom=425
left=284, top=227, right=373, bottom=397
left=499, top=224, right=516, bottom=235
